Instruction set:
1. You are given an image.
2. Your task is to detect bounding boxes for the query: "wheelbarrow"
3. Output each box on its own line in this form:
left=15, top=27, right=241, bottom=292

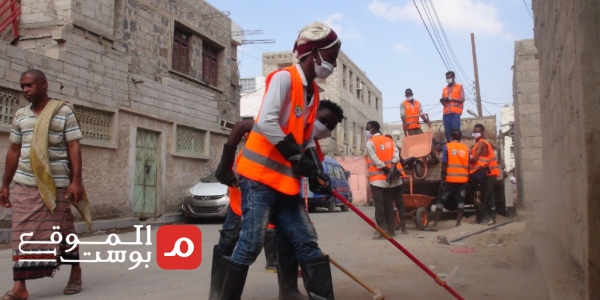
left=400, top=114, right=439, bottom=180
left=395, top=175, right=435, bottom=230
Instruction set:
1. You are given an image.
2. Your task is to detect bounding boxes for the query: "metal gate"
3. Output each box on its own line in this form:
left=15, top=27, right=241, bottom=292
left=134, top=129, right=158, bottom=217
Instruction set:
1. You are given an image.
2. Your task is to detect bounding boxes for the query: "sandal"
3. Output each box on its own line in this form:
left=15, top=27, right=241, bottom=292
left=2, top=291, right=27, bottom=300
left=63, top=281, right=82, bottom=295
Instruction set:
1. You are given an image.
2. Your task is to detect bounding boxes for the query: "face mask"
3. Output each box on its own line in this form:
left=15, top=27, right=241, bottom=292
left=472, top=132, right=482, bottom=139
left=313, top=120, right=332, bottom=140
left=406, top=96, right=414, bottom=101
left=314, top=51, right=334, bottom=79
left=446, top=78, right=454, bottom=84
left=365, top=130, right=372, bottom=139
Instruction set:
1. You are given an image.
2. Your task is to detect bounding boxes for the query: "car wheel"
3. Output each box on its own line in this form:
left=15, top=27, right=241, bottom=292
left=328, top=198, right=336, bottom=212
left=341, top=205, right=348, bottom=212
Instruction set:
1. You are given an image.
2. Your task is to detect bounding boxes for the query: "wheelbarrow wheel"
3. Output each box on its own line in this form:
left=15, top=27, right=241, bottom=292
left=413, top=159, right=426, bottom=179
left=414, top=207, right=429, bottom=230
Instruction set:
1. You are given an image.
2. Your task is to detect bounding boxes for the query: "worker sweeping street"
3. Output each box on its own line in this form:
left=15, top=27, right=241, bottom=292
left=215, top=22, right=341, bottom=300
left=210, top=100, right=345, bottom=300
left=365, top=121, right=407, bottom=238
left=401, top=88, right=432, bottom=136
left=469, top=124, right=500, bottom=225
left=440, top=71, right=465, bottom=142
left=428, top=130, right=469, bottom=231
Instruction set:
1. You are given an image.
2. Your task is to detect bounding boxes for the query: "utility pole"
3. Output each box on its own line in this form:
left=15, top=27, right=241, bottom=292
left=470, top=33, right=483, bottom=117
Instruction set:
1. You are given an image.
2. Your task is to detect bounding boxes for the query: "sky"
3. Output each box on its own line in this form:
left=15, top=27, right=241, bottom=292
left=208, top=0, right=534, bottom=126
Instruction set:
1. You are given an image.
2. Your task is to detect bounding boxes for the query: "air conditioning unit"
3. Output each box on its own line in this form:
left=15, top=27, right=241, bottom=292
left=357, top=82, right=364, bottom=90
left=220, top=119, right=235, bottom=130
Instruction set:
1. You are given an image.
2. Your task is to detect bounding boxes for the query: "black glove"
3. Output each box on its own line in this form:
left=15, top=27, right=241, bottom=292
left=305, top=147, right=332, bottom=198
left=382, top=166, right=390, bottom=175
left=215, top=144, right=239, bottom=187
left=274, top=133, right=313, bottom=177
left=440, top=97, right=450, bottom=104
left=386, top=164, right=399, bottom=184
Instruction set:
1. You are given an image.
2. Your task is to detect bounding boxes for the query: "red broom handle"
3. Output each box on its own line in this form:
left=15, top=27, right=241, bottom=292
left=328, top=188, right=465, bottom=300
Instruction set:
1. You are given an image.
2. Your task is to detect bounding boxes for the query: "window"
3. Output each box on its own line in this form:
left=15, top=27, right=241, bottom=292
left=240, top=78, right=255, bottom=92
left=172, top=28, right=190, bottom=74
left=74, top=106, right=113, bottom=143
left=368, top=90, right=371, bottom=105
left=376, top=97, right=379, bottom=111
left=342, top=64, right=347, bottom=88
left=356, top=77, right=360, bottom=98
left=349, top=70, right=353, bottom=92
left=0, top=87, right=19, bottom=126
left=510, top=146, right=515, bottom=158
left=176, top=125, right=207, bottom=155
left=202, top=43, right=219, bottom=86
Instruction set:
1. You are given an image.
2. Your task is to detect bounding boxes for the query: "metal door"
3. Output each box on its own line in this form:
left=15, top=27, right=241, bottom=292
left=134, top=129, right=158, bottom=217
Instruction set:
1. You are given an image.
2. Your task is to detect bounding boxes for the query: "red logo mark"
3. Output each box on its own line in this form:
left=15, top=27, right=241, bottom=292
left=156, top=225, right=202, bottom=270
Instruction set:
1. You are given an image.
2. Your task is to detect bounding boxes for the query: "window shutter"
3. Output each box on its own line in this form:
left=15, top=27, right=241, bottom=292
left=173, top=41, right=180, bottom=72
left=181, top=43, right=189, bottom=74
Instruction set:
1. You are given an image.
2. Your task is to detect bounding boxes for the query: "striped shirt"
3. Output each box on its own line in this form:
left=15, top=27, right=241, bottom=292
left=9, top=103, right=83, bottom=187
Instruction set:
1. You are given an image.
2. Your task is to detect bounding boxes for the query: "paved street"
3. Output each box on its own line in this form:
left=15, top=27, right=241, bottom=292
left=0, top=207, right=547, bottom=300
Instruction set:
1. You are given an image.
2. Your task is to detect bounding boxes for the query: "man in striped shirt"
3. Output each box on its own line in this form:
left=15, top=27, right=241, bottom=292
left=0, top=70, right=85, bottom=299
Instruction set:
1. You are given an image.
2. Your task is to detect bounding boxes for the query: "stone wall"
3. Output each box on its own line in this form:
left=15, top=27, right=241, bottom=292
left=0, top=0, right=240, bottom=224
left=532, top=0, right=600, bottom=298
left=512, top=40, right=542, bottom=212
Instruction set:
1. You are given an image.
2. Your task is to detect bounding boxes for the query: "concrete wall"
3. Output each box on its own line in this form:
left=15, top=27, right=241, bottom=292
left=512, top=40, right=542, bottom=212
left=0, top=0, right=239, bottom=224
left=262, top=51, right=383, bottom=156
left=532, top=1, right=600, bottom=298
left=500, top=105, right=515, bottom=171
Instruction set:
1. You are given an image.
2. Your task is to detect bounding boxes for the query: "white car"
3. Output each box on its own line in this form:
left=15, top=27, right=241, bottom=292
left=181, top=172, right=229, bottom=219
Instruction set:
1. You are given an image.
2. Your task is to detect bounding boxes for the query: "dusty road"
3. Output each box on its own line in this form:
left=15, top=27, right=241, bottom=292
left=0, top=207, right=548, bottom=299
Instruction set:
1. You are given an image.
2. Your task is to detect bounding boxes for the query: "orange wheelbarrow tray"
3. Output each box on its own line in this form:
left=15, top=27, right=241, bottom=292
left=395, top=176, right=435, bottom=231
left=401, top=132, right=434, bottom=180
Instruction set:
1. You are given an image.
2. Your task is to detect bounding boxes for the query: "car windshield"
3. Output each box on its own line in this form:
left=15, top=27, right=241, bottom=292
left=201, top=172, right=219, bottom=183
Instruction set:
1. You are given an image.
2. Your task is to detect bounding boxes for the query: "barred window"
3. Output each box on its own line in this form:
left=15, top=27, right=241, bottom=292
left=240, top=78, right=255, bottom=92
left=0, top=87, right=19, bottom=126
left=74, top=106, right=113, bottom=143
left=176, top=125, right=206, bottom=155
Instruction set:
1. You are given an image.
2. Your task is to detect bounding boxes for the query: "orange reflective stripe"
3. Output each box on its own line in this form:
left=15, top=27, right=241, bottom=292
left=446, top=142, right=469, bottom=183
left=235, top=65, right=319, bottom=195
left=442, top=84, right=464, bottom=115
left=403, top=100, right=421, bottom=130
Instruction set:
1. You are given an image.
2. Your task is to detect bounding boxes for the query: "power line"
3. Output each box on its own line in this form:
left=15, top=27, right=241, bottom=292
left=428, top=0, right=474, bottom=85
left=522, top=0, right=534, bottom=18
left=420, top=0, right=455, bottom=74
left=412, top=0, right=450, bottom=70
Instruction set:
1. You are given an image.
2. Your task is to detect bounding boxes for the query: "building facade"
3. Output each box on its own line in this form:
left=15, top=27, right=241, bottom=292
left=0, top=0, right=241, bottom=225
left=261, top=50, right=383, bottom=156
left=239, top=76, right=265, bottom=119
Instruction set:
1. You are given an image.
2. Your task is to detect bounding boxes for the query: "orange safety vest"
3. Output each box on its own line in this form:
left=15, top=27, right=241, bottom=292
left=234, top=66, right=319, bottom=195
left=230, top=141, right=325, bottom=218
left=470, top=139, right=500, bottom=177
left=366, top=135, right=396, bottom=183
left=445, top=141, right=469, bottom=183
left=442, top=83, right=464, bottom=115
left=402, top=100, right=421, bottom=130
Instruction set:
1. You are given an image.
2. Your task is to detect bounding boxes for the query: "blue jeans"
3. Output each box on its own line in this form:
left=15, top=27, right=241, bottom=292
left=443, top=113, right=461, bottom=142
left=217, top=206, right=242, bottom=255
left=231, top=177, right=321, bottom=265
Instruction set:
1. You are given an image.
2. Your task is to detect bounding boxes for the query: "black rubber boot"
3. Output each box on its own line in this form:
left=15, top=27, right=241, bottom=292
left=264, top=229, right=278, bottom=271
left=209, top=245, right=228, bottom=300
left=277, top=244, right=307, bottom=300
left=299, top=255, right=334, bottom=300
left=219, top=256, right=249, bottom=300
